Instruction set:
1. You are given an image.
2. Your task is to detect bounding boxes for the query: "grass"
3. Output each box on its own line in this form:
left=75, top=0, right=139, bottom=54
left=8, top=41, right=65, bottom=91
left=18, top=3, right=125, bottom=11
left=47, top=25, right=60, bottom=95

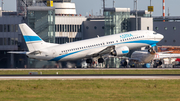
left=0, top=79, right=180, bottom=101
left=0, top=70, right=180, bottom=75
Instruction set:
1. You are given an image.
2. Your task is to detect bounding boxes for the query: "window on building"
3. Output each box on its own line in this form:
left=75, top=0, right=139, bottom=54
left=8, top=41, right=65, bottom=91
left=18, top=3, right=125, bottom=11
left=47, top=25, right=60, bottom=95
left=4, top=25, right=7, bottom=32
left=59, top=25, right=61, bottom=32
left=86, top=26, right=89, bottom=29
left=0, top=25, right=3, bottom=32
left=64, top=25, right=67, bottom=32
left=155, top=27, right=158, bottom=30
left=8, top=38, right=11, bottom=45
left=73, top=25, right=75, bottom=32
left=102, top=26, right=104, bottom=29
left=94, top=26, right=97, bottom=29
left=164, top=40, right=167, bottom=43
left=10, top=25, right=14, bottom=32
left=15, top=38, right=18, bottom=45
left=173, top=40, right=176, bottom=43
left=75, top=25, right=77, bottom=32
left=69, top=25, right=72, bottom=32
left=4, top=38, right=7, bottom=45
left=55, top=25, right=57, bottom=32
left=0, top=38, right=3, bottom=45
left=57, top=25, right=59, bottom=32
left=173, top=27, right=176, bottom=30
left=67, top=25, right=69, bottom=32
left=164, top=27, right=167, bottom=30
left=7, top=25, right=10, bottom=32
left=15, top=25, right=18, bottom=32
left=147, top=26, right=149, bottom=30
left=11, top=38, right=14, bottom=45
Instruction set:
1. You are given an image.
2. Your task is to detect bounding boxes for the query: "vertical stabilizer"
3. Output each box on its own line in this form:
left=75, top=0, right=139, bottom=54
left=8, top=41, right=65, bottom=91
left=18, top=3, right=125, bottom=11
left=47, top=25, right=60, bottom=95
left=19, top=23, right=45, bottom=52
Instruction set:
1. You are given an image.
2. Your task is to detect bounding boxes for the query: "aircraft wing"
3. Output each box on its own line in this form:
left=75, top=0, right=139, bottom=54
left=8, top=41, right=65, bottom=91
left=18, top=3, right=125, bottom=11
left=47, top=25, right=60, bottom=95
left=7, top=51, right=29, bottom=54
left=86, top=45, right=115, bottom=57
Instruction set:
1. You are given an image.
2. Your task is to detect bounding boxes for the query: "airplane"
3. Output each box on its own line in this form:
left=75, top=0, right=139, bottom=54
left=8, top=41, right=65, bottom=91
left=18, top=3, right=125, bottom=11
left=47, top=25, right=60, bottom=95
left=8, top=23, right=164, bottom=64
left=129, top=49, right=180, bottom=67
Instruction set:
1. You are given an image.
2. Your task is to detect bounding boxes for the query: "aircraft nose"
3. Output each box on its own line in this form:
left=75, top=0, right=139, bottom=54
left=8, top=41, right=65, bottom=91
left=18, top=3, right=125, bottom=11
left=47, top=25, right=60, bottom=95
left=158, top=34, right=164, bottom=39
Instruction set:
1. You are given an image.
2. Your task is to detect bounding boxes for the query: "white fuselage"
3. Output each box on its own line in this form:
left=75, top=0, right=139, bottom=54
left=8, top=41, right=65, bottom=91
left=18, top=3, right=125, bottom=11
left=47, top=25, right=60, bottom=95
left=27, top=30, right=163, bottom=61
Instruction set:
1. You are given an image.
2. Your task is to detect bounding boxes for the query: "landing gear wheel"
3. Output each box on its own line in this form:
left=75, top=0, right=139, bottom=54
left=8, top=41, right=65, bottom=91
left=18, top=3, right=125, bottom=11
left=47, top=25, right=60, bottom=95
left=86, top=59, right=92, bottom=64
left=121, top=60, right=127, bottom=67
left=98, top=58, right=104, bottom=63
left=158, top=60, right=162, bottom=66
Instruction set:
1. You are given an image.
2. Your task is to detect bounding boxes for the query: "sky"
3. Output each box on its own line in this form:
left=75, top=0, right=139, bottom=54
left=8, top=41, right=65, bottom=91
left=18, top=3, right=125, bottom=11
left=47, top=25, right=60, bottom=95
left=1, top=0, right=180, bottom=16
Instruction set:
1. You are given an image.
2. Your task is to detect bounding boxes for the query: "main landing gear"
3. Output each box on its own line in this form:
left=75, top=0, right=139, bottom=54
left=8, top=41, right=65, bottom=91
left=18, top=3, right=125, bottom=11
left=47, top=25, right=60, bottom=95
left=86, top=58, right=104, bottom=64
left=86, top=59, right=93, bottom=64
left=98, top=58, right=104, bottom=63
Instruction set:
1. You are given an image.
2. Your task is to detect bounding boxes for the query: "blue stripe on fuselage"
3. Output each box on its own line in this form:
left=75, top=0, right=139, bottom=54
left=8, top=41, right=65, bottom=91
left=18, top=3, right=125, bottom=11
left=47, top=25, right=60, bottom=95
left=24, top=36, right=42, bottom=42
left=50, top=50, right=83, bottom=61
left=49, top=40, right=159, bottom=61
left=123, top=40, right=158, bottom=45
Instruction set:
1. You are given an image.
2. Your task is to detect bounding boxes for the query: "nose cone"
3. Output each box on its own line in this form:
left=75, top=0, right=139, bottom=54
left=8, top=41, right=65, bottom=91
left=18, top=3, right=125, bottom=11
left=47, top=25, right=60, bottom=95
left=156, top=33, right=164, bottom=41
left=158, top=34, right=164, bottom=40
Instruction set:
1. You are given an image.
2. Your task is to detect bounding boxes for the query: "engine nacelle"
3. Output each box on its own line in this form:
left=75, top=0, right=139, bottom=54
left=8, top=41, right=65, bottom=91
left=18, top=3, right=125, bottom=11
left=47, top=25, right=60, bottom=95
left=111, top=46, right=129, bottom=56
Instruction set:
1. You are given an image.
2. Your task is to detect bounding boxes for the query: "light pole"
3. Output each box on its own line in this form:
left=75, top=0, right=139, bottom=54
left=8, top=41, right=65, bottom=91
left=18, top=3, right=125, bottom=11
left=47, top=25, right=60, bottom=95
left=150, top=0, right=152, bottom=17
left=134, top=0, right=138, bottom=30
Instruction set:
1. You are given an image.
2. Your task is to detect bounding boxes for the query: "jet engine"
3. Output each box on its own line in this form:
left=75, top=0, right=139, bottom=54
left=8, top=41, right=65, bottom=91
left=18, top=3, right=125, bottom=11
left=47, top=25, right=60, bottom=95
left=121, top=59, right=128, bottom=67
left=153, top=60, right=163, bottom=67
left=111, top=46, right=129, bottom=56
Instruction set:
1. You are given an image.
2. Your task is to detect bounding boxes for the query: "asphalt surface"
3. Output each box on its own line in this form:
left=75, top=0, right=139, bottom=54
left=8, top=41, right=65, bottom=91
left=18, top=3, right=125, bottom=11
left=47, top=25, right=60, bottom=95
left=1, top=68, right=180, bottom=80
left=0, top=74, right=180, bottom=80
left=1, top=68, right=180, bottom=70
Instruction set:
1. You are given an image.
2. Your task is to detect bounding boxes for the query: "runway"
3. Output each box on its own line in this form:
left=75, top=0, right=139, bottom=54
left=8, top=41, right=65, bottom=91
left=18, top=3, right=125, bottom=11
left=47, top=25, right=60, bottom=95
left=1, top=75, right=180, bottom=80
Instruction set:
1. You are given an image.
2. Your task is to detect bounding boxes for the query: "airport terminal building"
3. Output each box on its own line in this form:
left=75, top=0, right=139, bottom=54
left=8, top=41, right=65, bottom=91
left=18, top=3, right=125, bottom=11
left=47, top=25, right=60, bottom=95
left=0, top=0, right=179, bottom=68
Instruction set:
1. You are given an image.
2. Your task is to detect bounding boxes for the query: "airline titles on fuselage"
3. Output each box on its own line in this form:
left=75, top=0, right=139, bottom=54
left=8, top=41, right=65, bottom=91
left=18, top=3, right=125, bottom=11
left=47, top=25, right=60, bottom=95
left=120, top=34, right=133, bottom=39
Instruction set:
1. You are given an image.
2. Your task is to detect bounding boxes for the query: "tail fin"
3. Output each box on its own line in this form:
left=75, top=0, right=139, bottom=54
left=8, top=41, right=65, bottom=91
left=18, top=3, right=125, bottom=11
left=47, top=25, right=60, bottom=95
left=19, top=23, right=45, bottom=52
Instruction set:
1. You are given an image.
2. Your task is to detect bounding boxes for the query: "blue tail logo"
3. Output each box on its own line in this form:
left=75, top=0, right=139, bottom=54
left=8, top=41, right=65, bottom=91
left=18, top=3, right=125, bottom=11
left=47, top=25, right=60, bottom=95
left=23, top=36, right=42, bottom=42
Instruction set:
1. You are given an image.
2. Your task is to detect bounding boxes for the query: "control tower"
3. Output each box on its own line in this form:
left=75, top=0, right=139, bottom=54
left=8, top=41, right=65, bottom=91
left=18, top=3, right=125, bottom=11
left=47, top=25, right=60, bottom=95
left=53, top=0, right=76, bottom=15
left=16, top=0, right=76, bottom=17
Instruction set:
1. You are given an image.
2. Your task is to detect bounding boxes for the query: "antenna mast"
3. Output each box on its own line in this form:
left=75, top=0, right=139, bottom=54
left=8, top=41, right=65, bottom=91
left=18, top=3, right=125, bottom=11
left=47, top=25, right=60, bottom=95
left=134, top=0, right=138, bottom=30
left=1, top=0, right=4, bottom=11
left=113, top=0, right=115, bottom=8
left=103, top=0, right=105, bottom=15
